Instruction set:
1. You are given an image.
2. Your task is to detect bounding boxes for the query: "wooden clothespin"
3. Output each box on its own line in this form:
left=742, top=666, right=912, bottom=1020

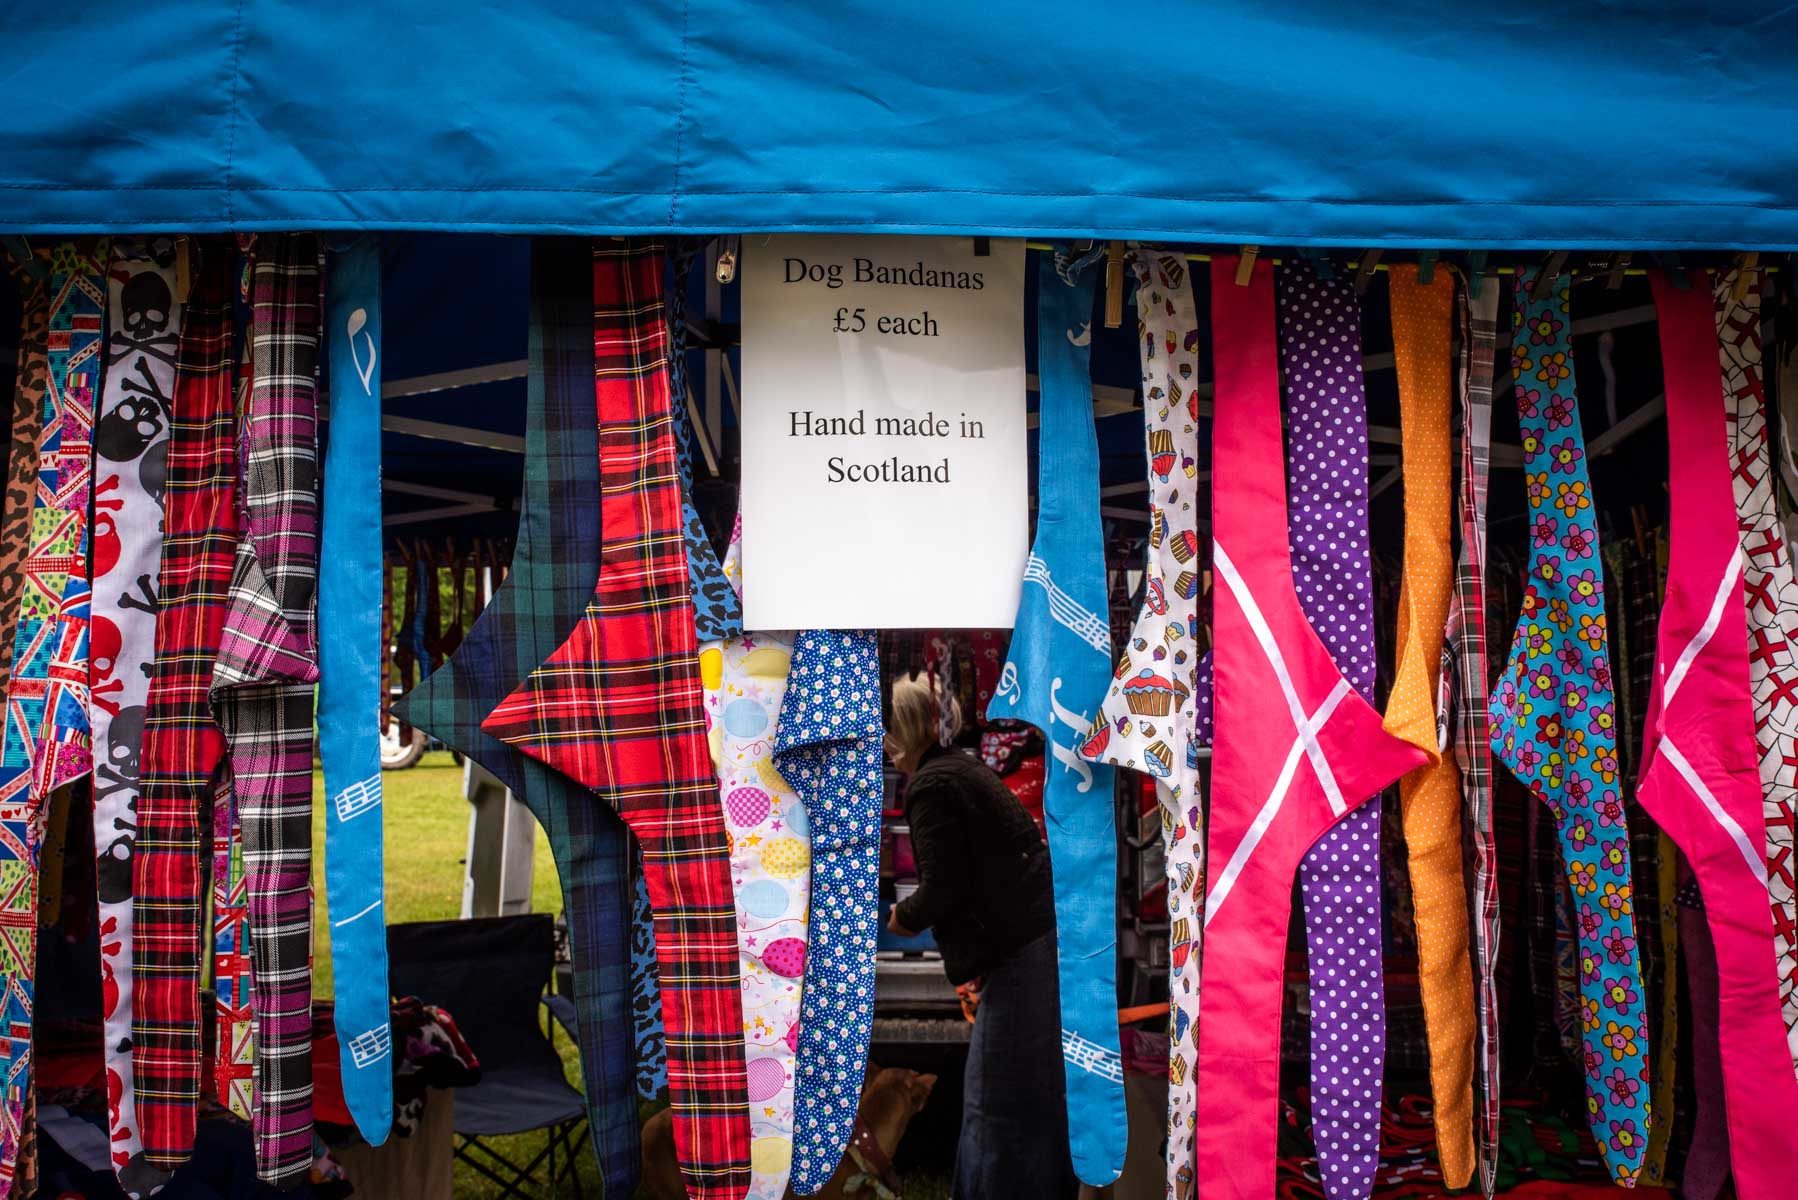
left=1352, top=249, right=1383, bottom=296
left=1234, top=245, right=1259, bottom=287
left=1104, top=241, right=1126, bottom=328
left=1530, top=251, right=1568, bottom=300
left=1416, top=249, right=1438, bottom=285
left=1631, top=503, right=1649, bottom=557
left=1606, top=252, right=1631, bottom=291
left=1732, top=251, right=1760, bottom=302
left=176, top=236, right=193, bottom=305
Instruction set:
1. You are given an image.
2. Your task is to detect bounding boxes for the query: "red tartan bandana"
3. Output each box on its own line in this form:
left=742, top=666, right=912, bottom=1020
left=483, top=239, right=751, bottom=1199
left=132, top=240, right=240, bottom=1177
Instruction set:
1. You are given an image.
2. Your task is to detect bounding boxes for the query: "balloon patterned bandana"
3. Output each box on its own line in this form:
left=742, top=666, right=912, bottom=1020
left=989, top=244, right=1126, bottom=1188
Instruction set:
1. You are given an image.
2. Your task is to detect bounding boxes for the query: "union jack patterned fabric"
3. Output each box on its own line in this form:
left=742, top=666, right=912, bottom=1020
left=209, top=777, right=253, bottom=1120
left=132, top=240, right=240, bottom=1175
left=483, top=238, right=751, bottom=1200
left=210, top=234, right=324, bottom=1183
left=0, top=239, right=106, bottom=1200
left=1711, top=269, right=1798, bottom=1073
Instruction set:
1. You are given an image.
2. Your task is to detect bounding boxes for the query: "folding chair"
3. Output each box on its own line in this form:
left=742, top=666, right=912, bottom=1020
left=387, top=915, right=588, bottom=1198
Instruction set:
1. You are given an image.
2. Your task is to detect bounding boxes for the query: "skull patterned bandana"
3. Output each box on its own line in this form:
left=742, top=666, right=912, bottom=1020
left=989, top=247, right=1125, bottom=1188
left=89, top=239, right=181, bottom=1189
left=1636, top=271, right=1798, bottom=1200
left=1078, top=247, right=1203, bottom=1199
left=1488, top=271, right=1652, bottom=1184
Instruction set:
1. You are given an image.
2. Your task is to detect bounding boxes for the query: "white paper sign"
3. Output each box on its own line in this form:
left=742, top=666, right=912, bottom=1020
left=740, top=235, right=1027, bottom=630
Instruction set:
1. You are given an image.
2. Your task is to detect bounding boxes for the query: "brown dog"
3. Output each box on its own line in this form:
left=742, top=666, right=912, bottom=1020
left=640, top=1066, right=939, bottom=1200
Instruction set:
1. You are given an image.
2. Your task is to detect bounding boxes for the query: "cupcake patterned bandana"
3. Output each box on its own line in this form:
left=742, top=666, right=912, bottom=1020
left=1079, top=247, right=1203, bottom=1200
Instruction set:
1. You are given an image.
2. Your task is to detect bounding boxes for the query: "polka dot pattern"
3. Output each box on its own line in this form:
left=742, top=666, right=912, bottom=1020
left=773, top=629, right=883, bottom=1195
left=1275, top=260, right=1387, bottom=1196
left=1385, top=265, right=1476, bottom=1186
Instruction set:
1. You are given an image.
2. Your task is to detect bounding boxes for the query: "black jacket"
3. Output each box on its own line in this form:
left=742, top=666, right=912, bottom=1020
left=893, top=745, right=1055, bottom=984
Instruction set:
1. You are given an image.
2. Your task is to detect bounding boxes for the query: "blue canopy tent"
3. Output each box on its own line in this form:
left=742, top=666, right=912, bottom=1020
left=2, top=2, right=1795, bottom=246
left=4, top=2, right=1789, bottom=534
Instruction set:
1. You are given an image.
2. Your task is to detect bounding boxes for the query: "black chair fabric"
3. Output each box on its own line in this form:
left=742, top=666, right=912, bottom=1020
left=386, top=915, right=587, bottom=1137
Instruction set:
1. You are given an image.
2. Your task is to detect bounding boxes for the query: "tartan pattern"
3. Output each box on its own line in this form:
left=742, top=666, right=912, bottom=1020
left=394, top=237, right=638, bottom=1194
left=0, top=252, right=49, bottom=695
left=132, top=241, right=240, bottom=1174
left=483, top=239, right=751, bottom=1200
left=210, top=234, right=322, bottom=1185
left=1445, top=273, right=1502, bottom=1197
left=1, top=239, right=106, bottom=1200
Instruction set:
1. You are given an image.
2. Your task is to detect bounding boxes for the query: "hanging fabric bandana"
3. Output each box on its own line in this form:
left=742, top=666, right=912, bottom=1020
left=1384, top=264, right=1476, bottom=1186
left=0, top=249, right=50, bottom=695
left=133, top=240, right=240, bottom=1177
left=483, top=239, right=751, bottom=1200
left=1637, top=271, right=1798, bottom=1200
left=317, top=235, right=393, bottom=1150
left=1275, top=259, right=1390, bottom=1200
left=1488, top=271, right=1652, bottom=1184
left=1711, top=270, right=1798, bottom=1071
left=208, top=782, right=251, bottom=1119
left=0, top=239, right=105, bottom=1199
left=1194, top=255, right=1426, bottom=1200
left=668, top=245, right=742, bottom=643
left=989, top=246, right=1125, bottom=1188
left=1078, top=247, right=1202, bottom=1199
left=773, top=628, right=882, bottom=1196
left=631, top=862, right=670, bottom=1100
left=396, top=238, right=639, bottom=1193
left=1445, top=273, right=1504, bottom=1197
left=86, top=239, right=181, bottom=1187
left=699, top=517, right=807, bottom=1200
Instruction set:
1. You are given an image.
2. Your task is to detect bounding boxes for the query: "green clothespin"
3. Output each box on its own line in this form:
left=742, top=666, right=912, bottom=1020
left=1658, top=253, right=1688, bottom=289
left=1417, top=249, right=1438, bottom=285
left=1, top=236, right=45, bottom=279
left=1466, top=251, right=1488, bottom=290
left=1304, top=248, right=1335, bottom=281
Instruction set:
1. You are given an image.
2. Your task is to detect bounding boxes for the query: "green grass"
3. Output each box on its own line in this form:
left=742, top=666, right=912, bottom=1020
left=311, top=752, right=599, bottom=1197
left=310, top=751, right=951, bottom=1198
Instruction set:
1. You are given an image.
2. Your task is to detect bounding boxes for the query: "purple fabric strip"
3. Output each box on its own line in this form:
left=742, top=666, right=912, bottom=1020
left=1279, top=263, right=1385, bottom=1198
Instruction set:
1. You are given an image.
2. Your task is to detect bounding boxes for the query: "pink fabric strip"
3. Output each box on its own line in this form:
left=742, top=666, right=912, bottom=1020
left=1637, top=270, right=1798, bottom=1200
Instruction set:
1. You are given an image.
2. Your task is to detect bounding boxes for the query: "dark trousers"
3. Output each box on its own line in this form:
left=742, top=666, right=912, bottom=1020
left=953, top=930, right=1077, bottom=1200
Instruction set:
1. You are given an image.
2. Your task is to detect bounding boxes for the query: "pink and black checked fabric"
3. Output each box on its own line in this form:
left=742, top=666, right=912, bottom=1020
left=483, top=239, right=751, bottom=1200
left=211, top=234, right=324, bottom=1185
left=132, top=240, right=240, bottom=1174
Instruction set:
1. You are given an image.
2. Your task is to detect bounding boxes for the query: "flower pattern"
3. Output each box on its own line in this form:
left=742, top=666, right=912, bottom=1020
left=1488, top=273, right=1651, bottom=1183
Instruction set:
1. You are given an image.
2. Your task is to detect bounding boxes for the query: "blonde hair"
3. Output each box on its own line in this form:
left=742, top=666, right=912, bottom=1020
left=889, top=673, right=962, bottom=761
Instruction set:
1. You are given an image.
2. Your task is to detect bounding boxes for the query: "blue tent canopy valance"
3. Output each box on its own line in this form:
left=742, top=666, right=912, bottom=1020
left=2, top=2, right=1796, bottom=248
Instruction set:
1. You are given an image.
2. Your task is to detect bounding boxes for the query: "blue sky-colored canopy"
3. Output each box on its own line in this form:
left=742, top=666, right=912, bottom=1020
left=3, top=1, right=1796, bottom=247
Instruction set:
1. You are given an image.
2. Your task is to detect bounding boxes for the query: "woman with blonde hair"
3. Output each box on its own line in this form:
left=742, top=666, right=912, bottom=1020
left=885, top=673, right=1072, bottom=1198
